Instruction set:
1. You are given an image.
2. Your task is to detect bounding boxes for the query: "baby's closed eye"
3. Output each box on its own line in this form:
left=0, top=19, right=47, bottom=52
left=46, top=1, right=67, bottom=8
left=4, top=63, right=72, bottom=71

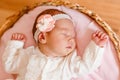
left=60, top=29, right=75, bottom=38
left=61, top=32, right=70, bottom=37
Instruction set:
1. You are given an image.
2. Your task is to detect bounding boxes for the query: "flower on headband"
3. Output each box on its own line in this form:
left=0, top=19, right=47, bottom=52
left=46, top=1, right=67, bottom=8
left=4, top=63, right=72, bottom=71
left=36, top=14, right=55, bottom=32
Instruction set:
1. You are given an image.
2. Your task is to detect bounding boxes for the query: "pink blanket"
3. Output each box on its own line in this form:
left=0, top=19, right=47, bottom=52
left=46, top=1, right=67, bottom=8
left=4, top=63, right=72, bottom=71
left=0, top=6, right=119, bottom=80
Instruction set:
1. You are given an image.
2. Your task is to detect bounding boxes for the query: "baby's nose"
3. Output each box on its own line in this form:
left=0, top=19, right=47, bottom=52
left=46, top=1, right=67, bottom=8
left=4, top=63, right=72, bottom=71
left=68, top=37, right=75, bottom=43
left=68, top=34, right=75, bottom=39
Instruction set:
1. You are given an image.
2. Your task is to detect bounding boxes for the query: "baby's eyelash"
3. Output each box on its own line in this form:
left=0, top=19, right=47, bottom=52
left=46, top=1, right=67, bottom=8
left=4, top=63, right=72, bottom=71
left=63, top=33, right=69, bottom=37
left=62, top=33, right=68, bottom=35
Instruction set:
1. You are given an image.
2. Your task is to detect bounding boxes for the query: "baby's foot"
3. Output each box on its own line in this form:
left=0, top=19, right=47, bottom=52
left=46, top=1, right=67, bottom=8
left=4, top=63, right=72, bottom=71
left=92, top=30, right=108, bottom=47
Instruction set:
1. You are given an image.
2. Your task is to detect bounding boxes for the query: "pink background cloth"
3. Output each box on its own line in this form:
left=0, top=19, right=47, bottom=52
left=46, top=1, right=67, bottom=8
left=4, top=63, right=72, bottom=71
left=0, top=6, right=119, bottom=80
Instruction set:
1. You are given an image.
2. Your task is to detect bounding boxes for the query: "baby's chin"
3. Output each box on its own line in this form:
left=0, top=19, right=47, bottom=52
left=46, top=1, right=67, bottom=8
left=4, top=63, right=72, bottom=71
left=54, top=47, right=75, bottom=57
left=56, top=51, right=74, bottom=57
left=64, top=48, right=75, bottom=56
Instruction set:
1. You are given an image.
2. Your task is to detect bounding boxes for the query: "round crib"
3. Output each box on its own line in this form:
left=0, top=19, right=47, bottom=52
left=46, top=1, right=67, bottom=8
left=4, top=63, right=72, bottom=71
left=0, top=0, right=120, bottom=80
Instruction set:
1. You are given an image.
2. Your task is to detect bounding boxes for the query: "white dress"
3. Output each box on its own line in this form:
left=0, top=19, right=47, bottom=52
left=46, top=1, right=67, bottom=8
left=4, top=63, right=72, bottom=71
left=2, top=40, right=104, bottom=80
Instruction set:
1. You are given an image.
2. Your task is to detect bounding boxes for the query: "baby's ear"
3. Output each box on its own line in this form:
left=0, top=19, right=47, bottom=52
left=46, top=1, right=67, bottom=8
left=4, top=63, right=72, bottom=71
left=38, top=32, right=47, bottom=44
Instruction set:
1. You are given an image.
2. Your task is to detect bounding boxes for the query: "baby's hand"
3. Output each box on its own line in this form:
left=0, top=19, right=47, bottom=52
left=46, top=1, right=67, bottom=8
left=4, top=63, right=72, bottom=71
left=92, top=30, right=108, bottom=47
left=11, top=33, right=26, bottom=43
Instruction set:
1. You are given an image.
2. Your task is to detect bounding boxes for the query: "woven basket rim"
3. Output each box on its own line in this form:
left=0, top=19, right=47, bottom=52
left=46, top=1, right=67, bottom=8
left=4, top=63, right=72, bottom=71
left=0, top=0, right=120, bottom=62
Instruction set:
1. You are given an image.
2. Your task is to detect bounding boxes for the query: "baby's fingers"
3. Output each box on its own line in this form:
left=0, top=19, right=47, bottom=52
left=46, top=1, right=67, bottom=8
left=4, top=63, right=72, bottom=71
left=93, top=30, right=103, bottom=37
left=13, top=33, right=20, bottom=40
left=100, top=33, right=105, bottom=39
left=11, top=33, right=24, bottom=40
left=17, top=34, right=24, bottom=40
left=103, top=35, right=108, bottom=40
left=100, top=33, right=108, bottom=40
left=11, top=33, right=16, bottom=40
left=97, top=31, right=104, bottom=37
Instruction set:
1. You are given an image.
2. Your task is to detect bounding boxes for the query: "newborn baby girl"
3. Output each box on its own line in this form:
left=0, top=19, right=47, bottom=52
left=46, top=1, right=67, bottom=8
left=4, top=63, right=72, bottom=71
left=2, top=9, right=108, bottom=80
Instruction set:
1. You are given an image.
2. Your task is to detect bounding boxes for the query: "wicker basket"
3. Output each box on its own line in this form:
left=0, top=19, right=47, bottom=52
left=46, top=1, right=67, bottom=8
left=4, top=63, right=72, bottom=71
left=0, top=0, right=120, bottom=62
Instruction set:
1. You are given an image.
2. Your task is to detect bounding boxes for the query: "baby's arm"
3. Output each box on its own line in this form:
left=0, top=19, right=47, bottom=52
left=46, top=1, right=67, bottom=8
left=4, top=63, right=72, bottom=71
left=73, top=30, right=108, bottom=75
left=2, top=33, right=30, bottom=74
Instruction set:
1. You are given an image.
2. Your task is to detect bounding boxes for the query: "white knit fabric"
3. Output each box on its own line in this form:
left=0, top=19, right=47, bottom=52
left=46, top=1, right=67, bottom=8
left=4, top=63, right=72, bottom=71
left=2, top=40, right=104, bottom=80
left=52, top=14, right=72, bottom=20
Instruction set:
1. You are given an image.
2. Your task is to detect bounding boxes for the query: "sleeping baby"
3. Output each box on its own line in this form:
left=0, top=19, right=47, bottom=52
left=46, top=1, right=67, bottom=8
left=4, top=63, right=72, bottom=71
left=2, top=9, right=108, bottom=80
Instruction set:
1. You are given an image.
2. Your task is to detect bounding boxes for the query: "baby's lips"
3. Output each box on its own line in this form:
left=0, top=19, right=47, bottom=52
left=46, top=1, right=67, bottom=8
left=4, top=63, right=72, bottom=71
left=66, top=46, right=72, bottom=49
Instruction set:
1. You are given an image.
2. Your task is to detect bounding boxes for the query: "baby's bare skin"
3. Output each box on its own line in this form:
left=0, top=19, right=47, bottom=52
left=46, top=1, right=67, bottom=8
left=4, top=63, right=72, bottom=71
left=11, top=33, right=26, bottom=43
left=91, top=30, right=108, bottom=47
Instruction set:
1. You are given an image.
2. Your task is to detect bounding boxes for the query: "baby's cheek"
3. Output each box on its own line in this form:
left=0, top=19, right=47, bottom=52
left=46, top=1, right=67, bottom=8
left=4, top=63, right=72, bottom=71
left=58, top=40, right=68, bottom=48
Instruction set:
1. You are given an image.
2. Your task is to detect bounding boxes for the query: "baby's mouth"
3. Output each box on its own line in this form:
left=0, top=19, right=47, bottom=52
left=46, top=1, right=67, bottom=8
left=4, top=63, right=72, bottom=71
left=66, top=46, right=72, bottom=49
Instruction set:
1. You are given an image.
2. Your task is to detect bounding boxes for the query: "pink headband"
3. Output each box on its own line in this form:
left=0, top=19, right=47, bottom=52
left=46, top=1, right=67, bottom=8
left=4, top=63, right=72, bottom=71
left=34, top=14, right=72, bottom=42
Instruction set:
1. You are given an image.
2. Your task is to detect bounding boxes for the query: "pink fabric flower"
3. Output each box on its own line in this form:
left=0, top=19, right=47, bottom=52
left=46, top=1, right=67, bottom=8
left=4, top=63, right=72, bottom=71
left=36, top=14, right=55, bottom=32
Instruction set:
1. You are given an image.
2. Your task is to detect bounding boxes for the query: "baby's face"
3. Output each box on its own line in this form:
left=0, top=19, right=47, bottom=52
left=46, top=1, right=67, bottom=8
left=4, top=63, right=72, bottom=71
left=46, top=19, right=76, bottom=57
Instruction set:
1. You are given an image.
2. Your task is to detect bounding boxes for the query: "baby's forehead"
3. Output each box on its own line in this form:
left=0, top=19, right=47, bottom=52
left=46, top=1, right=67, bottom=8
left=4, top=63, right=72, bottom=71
left=55, top=19, right=74, bottom=29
